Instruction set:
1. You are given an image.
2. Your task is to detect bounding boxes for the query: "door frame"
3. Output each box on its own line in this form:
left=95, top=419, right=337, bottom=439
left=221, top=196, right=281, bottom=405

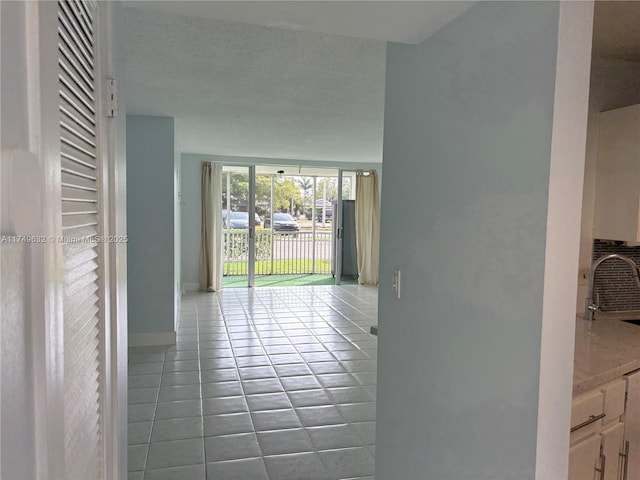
left=334, top=170, right=344, bottom=285
left=248, top=165, right=256, bottom=287
left=221, top=164, right=253, bottom=287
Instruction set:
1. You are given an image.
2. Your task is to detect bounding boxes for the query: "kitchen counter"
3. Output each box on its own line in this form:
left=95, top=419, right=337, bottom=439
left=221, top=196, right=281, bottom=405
left=573, top=311, right=640, bottom=395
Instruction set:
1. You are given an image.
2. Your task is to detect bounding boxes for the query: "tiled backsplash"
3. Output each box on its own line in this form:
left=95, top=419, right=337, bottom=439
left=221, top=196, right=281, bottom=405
left=592, top=240, right=640, bottom=311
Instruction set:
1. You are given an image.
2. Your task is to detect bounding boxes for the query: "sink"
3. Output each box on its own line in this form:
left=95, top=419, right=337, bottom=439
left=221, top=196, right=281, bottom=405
left=623, top=319, right=640, bottom=326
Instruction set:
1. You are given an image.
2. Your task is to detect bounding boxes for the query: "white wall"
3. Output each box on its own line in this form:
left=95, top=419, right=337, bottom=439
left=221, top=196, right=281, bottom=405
left=377, top=2, right=591, bottom=478
left=576, top=58, right=640, bottom=313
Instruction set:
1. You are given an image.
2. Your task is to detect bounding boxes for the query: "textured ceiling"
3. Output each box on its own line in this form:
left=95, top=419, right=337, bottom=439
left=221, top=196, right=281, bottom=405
left=122, top=1, right=639, bottom=163
left=592, top=1, right=640, bottom=62
left=125, top=1, right=476, bottom=45
left=123, top=6, right=388, bottom=162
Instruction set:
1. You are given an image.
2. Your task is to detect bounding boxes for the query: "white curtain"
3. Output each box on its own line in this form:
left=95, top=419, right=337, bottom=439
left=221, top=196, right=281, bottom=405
left=355, top=170, right=380, bottom=285
left=199, top=162, right=224, bottom=291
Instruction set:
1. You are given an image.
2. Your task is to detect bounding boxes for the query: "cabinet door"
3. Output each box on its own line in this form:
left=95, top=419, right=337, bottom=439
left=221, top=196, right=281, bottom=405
left=569, top=434, right=602, bottom=480
left=625, top=370, right=640, bottom=480
left=601, top=423, right=624, bottom=480
left=593, top=105, right=640, bottom=242
left=602, top=379, right=627, bottom=427
left=571, top=389, right=605, bottom=444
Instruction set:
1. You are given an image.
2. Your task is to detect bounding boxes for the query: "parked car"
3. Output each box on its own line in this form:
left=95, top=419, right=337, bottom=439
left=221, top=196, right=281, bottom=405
left=315, top=208, right=333, bottom=222
left=222, top=210, right=261, bottom=229
left=264, top=213, right=300, bottom=233
left=314, top=200, right=333, bottom=222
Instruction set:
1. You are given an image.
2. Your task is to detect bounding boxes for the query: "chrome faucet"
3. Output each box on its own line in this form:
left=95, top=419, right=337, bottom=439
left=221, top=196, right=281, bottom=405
left=585, top=254, right=640, bottom=320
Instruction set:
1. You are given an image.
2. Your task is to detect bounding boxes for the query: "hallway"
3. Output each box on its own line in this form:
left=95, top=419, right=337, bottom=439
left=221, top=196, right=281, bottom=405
left=128, top=285, right=378, bottom=480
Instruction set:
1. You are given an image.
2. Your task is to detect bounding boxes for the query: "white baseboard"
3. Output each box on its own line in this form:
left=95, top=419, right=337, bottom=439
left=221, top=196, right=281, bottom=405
left=128, top=331, right=176, bottom=347
left=183, top=282, right=199, bottom=292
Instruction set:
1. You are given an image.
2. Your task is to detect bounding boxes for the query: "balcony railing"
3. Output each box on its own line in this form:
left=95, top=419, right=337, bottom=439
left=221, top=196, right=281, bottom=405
left=224, top=229, right=332, bottom=276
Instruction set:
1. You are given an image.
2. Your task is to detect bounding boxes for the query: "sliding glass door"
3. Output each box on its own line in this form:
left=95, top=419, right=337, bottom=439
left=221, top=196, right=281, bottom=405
left=221, top=165, right=254, bottom=287
left=254, top=169, right=275, bottom=279
left=222, top=164, right=346, bottom=288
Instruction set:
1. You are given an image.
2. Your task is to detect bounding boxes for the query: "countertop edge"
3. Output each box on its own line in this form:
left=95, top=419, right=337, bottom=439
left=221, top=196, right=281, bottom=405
left=573, top=359, right=640, bottom=396
left=573, top=312, right=640, bottom=396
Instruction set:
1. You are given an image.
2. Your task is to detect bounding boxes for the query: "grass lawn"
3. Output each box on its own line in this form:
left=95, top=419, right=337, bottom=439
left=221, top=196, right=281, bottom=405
left=223, top=273, right=358, bottom=288
left=224, top=259, right=332, bottom=276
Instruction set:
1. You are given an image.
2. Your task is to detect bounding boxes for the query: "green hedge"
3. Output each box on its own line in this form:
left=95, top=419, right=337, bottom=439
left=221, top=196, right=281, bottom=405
left=224, top=230, right=332, bottom=260
left=224, top=230, right=271, bottom=260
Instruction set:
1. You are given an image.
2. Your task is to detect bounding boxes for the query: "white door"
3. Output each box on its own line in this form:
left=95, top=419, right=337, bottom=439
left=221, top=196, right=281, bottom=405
left=58, top=1, right=106, bottom=478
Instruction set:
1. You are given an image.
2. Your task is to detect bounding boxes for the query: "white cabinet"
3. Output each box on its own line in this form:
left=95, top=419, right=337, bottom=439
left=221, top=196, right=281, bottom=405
left=569, top=377, right=634, bottom=480
left=569, top=434, right=602, bottom=480
left=601, top=423, right=624, bottom=480
left=624, top=369, right=640, bottom=480
left=593, top=104, right=640, bottom=242
left=569, top=389, right=605, bottom=480
left=570, top=389, right=605, bottom=443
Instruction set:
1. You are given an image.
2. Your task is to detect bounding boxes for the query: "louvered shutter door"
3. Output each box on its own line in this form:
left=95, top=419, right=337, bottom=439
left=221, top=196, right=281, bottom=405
left=58, top=1, right=104, bottom=478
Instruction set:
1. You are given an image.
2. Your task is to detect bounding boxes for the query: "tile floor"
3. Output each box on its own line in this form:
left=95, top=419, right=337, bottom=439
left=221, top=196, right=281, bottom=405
left=128, top=285, right=378, bottom=480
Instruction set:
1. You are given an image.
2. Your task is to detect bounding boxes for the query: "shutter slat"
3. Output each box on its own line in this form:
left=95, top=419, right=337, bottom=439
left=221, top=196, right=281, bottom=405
left=64, top=275, right=99, bottom=309
left=65, top=306, right=99, bottom=347
left=61, top=134, right=97, bottom=161
left=60, top=116, right=96, bottom=149
left=63, top=256, right=98, bottom=284
left=66, top=371, right=99, bottom=406
left=61, top=151, right=96, bottom=172
left=61, top=145, right=97, bottom=170
left=70, top=331, right=100, bottom=370
left=63, top=278, right=99, bottom=316
left=62, top=188, right=98, bottom=204
left=77, top=1, right=95, bottom=31
left=62, top=151, right=97, bottom=177
left=61, top=107, right=95, bottom=141
left=62, top=182, right=98, bottom=196
left=66, top=0, right=94, bottom=46
left=59, top=1, right=94, bottom=62
left=59, top=1, right=102, bottom=477
left=62, top=168, right=97, bottom=182
left=77, top=0, right=97, bottom=34
left=65, top=314, right=99, bottom=354
left=58, top=30, right=95, bottom=86
left=60, top=128, right=97, bottom=161
left=62, top=213, right=99, bottom=231
left=64, top=290, right=100, bottom=321
left=60, top=75, right=95, bottom=116
left=62, top=205, right=99, bottom=216
left=60, top=89, right=95, bottom=128
left=58, top=18, right=95, bottom=76
left=59, top=60, right=94, bottom=105
left=62, top=233, right=95, bottom=258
